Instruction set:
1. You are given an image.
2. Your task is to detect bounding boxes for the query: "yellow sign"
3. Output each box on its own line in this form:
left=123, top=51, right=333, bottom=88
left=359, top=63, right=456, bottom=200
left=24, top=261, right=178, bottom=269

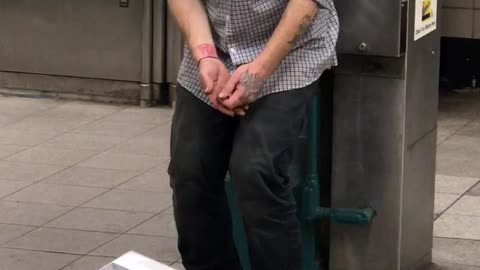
left=415, top=0, right=437, bottom=41
left=422, top=0, right=433, bottom=21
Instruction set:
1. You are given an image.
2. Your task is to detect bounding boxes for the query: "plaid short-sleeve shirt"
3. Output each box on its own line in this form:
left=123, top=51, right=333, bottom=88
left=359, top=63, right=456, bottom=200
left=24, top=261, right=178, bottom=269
left=177, top=0, right=339, bottom=105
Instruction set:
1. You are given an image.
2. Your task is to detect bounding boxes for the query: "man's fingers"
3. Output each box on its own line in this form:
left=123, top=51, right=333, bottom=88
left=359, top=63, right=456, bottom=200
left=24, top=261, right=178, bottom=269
left=205, top=80, right=216, bottom=95
left=209, top=97, right=235, bottom=117
left=213, top=72, right=229, bottom=96
left=219, top=70, right=242, bottom=99
left=234, top=108, right=246, bottom=116
left=215, top=103, right=235, bottom=117
left=222, top=89, right=246, bottom=110
left=201, top=75, right=215, bottom=94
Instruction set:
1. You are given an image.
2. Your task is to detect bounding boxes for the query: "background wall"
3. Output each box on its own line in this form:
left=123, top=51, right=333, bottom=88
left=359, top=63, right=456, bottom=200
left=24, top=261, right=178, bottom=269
left=442, top=0, right=480, bottom=38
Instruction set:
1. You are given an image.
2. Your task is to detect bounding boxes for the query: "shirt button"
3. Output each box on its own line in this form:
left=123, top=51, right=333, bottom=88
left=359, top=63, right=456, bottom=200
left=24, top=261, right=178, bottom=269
left=229, top=48, right=236, bottom=54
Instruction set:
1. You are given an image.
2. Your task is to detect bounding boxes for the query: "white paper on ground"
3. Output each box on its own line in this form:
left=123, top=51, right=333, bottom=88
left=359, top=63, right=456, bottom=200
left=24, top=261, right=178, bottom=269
left=99, top=251, right=175, bottom=270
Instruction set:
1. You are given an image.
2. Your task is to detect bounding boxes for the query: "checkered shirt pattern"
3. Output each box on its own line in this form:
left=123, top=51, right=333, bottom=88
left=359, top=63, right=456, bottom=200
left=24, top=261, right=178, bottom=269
left=177, top=0, right=339, bottom=105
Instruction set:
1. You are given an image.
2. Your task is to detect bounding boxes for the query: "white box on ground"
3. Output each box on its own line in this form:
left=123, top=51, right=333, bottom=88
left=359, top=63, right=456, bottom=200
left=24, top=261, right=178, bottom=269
left=99, top=251, right=175, bottom=270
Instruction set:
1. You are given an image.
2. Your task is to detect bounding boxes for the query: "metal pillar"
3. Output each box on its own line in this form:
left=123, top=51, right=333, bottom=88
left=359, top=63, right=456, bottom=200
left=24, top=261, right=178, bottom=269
left=141, top=0, right=154, bottom=107
left=330, top=1, right=440, bottom=269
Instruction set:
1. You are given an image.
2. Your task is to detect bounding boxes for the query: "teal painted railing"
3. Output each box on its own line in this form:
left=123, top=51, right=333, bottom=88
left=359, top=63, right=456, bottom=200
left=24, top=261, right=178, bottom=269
left=225, top=96, right=375, bottom=270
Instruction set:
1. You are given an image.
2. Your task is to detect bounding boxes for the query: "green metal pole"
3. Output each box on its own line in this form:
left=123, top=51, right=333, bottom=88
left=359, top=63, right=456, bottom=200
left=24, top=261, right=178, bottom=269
left=225, top=175, right=251, bottom=270
left=300, top=96, right=321, bottom=270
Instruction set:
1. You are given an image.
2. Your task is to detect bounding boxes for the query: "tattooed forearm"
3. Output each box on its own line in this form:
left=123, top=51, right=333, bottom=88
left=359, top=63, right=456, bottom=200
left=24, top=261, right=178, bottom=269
left=288, top=14, right=314, bottom=45
left=240, top=69, right=266, bottom=102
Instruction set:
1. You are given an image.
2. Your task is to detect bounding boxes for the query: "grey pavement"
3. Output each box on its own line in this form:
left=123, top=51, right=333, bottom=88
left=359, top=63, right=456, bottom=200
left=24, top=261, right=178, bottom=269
left=0, top=91, right=480, bottom=270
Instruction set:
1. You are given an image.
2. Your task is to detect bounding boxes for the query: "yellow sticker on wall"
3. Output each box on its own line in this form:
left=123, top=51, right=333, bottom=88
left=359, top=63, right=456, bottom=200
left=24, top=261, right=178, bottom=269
left=422, top=0, right=432, bottom=21
left=415, top=0, right=437, bottom=41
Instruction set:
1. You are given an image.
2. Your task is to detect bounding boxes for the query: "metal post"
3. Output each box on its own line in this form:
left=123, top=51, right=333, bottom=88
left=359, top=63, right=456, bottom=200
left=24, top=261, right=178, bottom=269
left=301, top=96, right=321, bottom=270
left=329, top=1, right=440, bottom=269
left=140, top=0, right=154, bottom=107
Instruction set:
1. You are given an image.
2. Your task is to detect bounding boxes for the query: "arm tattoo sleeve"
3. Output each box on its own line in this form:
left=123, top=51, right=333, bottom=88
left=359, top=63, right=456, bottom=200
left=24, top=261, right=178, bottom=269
left=240, top=69, right=267, bottom=102
left=288, top=14, right=315, bottom=45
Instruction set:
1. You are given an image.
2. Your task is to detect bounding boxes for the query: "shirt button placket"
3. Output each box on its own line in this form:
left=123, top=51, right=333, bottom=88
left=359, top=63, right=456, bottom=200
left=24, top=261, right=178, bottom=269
left=225, top=5, right=236, bottom=61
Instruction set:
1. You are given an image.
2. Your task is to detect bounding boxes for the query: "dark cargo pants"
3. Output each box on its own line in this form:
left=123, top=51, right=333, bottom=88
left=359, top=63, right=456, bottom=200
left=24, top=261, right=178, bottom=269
left=168, top=81, right=317, bottom=270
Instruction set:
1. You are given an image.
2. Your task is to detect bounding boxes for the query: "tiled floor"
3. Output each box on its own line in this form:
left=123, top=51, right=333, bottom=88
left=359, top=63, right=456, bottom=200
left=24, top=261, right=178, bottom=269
left=0, top=96, right=178, bottom=270
left=432, top=90, right=480, bottom=270
left=0, top=91, right=480, bottom=270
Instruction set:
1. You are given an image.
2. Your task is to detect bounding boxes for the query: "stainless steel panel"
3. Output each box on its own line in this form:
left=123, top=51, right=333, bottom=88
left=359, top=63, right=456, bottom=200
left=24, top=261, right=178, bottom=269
left=330, top=72, right=406, bottom=270
left=405, top=2, right=441, bottom=145
left=0, top=70, right=141, bottom=105
left=152, top=0, right=166, bottom=84
left=335, top=0, right=405, bottom=57
left=399, top=2, right=439, bottom=266
left=400, top=130, right=436, bottom=270
left=140, top=0, right=154, bottom=106
left=0, top=0, right=144, bottom=81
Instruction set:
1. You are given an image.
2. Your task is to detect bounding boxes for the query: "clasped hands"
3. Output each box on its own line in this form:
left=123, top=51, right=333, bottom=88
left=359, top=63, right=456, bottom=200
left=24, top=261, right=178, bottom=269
left=199, top=58, right=269, bottom=117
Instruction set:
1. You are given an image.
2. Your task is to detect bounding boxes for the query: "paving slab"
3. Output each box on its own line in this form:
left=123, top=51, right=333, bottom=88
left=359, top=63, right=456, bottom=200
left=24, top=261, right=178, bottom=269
left=4, top=228, right=118, bottom=255
left=435, top=214, right=480, bottom=240
left=73, top=120, right=157, bottom=139
left=0, top=224, right=35, bottom=245
left=0, top=97, right=60, bottom=115
left=5, top=116, right=92, bottom=134
left=435, top=175, right=479, bottom=195
left=428, top=262, right=480, bottom=269
left=436, top=156, right=480, bottom=179
left=0, top=200, right=72, bottom=226
left=0, top=160, right=66, bottom=183
left=89, top=234, right=179, bottom=264
left=84, top=189, right=171, bottom=213
left=41, top=101, right=123, bottom=118
left=467, top=182, right=480, bottom=196
left=6, top=146, right=98, bottom=166
left=41, top=166, right=139, bottom=188
left=448, top=196, right=480, bottom=216
left=4, top=183, right=107, bottom=207
left=0, top=112, right=22, bottom=127
left=437, top=141, right=480, bottom=161
left=78, top=151, right=161, bottom=172
left=101, top=107, right=172, bottom=125
left=116, top=168, right=171, bottom=193
left=458, top=122, right=480, bottom=138
left=0, top=144, right=28, bottom=159
left=41, top=133, right=126, bottom=152
left=45, top=207, right=154, bottom=233
left=0, top=180, right=32, bottom=199
left=128, top=212, right=177, bottom=237
left=0, top=248, right=79, bottom=270
left=437, top=118, right=470, bottom=133
left=0, top=128, right=60, bottom=146
left=433, top=238, right=480, bottom=267
left=141, top=124, right=172, bottom=142
left=61, top=256, right=115, bottom=270
left=435, top=193, right=460, bottom=215
left=109, top=137, right=170, bottom=159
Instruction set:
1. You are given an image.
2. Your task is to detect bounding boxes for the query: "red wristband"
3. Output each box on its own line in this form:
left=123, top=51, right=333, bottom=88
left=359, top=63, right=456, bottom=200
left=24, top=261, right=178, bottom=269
left=198, top=56, right=220, bottom=66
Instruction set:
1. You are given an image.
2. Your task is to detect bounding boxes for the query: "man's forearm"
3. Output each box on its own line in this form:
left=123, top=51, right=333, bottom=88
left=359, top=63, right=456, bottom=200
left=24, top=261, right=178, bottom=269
left=167, top=0, right=217, bottom=62
left=256, top=0, right=319, bottom=75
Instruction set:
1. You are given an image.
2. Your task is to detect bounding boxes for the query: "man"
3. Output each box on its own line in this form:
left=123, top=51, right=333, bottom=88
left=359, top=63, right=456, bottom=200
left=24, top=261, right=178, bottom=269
left=167, top=0, right=338, bottom=269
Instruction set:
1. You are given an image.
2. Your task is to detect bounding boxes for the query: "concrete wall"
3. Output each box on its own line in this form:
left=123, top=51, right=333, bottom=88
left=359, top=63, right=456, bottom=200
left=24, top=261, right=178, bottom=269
left=442, top=0, right=480, bottom=38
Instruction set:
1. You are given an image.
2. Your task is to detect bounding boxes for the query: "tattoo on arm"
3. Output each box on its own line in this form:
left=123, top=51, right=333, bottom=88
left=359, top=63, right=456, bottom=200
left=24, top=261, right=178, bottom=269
left=240, top=69, right=266, bottom=102
left=288, top=14, right=314, bottom=45
left=195, top=44, right=218, bottom=64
